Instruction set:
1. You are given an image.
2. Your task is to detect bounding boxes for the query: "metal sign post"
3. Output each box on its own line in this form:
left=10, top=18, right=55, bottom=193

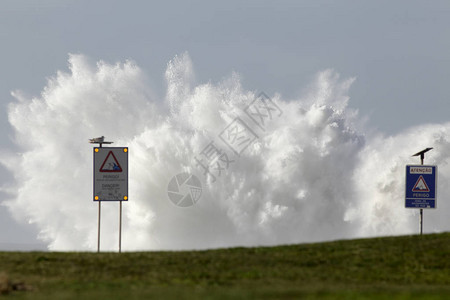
left=90, top=137, right=128, bottom=253
left=98, top=194, right=101, bottom=253
left=119, top=201, right=122, bottom=253
left=406, top=148, right=436, bottom=235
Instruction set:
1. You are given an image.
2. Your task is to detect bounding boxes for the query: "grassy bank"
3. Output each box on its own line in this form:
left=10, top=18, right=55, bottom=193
left=0, top=233, right=449, bottom=299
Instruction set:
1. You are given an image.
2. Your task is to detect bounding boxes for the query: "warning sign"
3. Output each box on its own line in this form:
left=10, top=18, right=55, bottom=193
left=405, top=165, right=436, bottom=209
left=412, top=176, right=430, bottom=192
left=100, top=151, right=123, bottom=172
left=94, top=147, right=128, bottom=201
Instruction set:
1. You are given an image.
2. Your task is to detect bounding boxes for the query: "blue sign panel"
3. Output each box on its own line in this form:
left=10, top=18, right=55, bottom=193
left=405, top=165, right=437, bottom=209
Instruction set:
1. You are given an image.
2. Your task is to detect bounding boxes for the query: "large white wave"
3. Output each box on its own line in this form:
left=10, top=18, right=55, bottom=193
left=1, top=53, right=449, bottom=251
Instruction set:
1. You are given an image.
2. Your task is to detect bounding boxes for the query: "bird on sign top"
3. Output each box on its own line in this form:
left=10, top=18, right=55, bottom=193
left=89, top=136, right=104, bottom=143
left=89, top=136, right=113, bottom=145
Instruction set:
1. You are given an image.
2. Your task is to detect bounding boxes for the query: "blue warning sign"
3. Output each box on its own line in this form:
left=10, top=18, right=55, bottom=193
left=405, top=165, right=436, bottom=209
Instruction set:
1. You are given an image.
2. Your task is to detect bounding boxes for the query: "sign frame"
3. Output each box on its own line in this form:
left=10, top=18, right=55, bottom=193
left=93, top=147, right=128, bottom=201
left=405, top=165, right=437, bottom=209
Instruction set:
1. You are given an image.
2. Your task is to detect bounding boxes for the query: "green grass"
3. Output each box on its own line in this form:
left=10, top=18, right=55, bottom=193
left=0, top=233, right=449, bottom=299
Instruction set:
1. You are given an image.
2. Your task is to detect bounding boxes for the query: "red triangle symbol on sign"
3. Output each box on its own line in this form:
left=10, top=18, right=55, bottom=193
left=100, top=151, right=122, bottom=172
left=412, top=175, right=430, bottom=192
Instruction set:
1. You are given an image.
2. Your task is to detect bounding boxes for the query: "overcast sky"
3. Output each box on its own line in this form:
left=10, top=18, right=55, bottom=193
left=1, top=0, right=449, bottom=250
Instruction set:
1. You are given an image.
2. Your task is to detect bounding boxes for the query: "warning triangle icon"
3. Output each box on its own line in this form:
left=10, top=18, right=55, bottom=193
left=100, top=151, right=123, bottom=172
left=412, top=175, right=430, bottom=192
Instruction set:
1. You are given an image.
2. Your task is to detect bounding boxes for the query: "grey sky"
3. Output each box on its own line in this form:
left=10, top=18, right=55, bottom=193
left=1, top=0, right=449, bottom=250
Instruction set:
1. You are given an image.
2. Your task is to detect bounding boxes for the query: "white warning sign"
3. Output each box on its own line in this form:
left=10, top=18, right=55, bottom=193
left=94, top=147, right=128, bottom=201
left=100, top=151, right=123, bottom=172
left=412, top=175, right=430, bottom=192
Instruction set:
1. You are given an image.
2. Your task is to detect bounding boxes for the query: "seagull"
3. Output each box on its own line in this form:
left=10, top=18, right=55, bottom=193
left=89, top=136, right=113, bottom=145
left=89, top=136, right=105, bottom=143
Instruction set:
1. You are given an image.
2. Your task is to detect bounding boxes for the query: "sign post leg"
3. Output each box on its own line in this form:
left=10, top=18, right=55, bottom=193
left=119, top=201, right=122, bottom=253
left=420, top=208, right=423, bottom=235
left=97, top=142, right=103, bottom=253
left=97, top=201, right=101, bottom=253
left=420, top=154, right=424, bottom=235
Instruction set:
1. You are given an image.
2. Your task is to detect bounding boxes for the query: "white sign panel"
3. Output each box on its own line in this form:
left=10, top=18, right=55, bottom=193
left=94, top=147, right=128, bottom=201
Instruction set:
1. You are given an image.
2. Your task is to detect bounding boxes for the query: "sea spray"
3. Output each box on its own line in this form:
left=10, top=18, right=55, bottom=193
left=1, top=53, right=449, bottom=251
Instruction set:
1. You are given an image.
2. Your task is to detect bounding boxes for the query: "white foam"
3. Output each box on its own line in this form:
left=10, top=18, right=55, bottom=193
left=1, top=53, right=449, bottom=251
